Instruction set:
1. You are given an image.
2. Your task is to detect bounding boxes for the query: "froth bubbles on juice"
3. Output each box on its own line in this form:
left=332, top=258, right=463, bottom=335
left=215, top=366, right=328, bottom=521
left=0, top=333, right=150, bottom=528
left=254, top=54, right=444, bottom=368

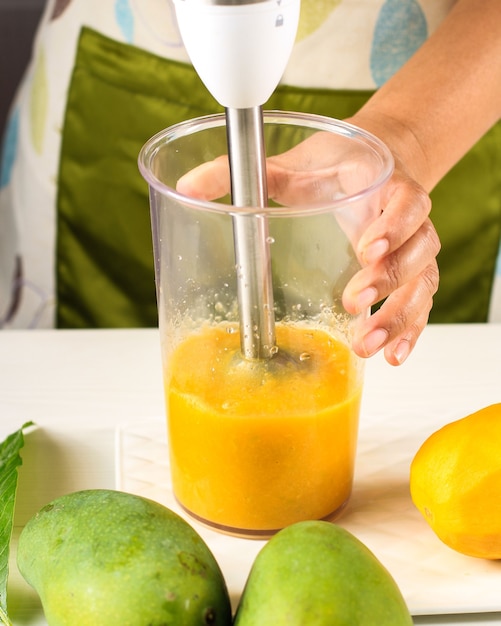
left=166, top=323, right=362, bottom=536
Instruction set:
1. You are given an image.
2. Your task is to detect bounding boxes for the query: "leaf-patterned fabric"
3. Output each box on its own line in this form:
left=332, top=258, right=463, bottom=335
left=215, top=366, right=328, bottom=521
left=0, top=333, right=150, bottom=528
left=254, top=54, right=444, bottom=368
left=0, top=0, right=500, bottom=327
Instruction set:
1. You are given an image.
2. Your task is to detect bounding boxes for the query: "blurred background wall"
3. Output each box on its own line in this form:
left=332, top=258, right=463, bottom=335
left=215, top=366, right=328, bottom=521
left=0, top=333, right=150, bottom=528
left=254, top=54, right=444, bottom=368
left=0, top=0, right=45, bottom=139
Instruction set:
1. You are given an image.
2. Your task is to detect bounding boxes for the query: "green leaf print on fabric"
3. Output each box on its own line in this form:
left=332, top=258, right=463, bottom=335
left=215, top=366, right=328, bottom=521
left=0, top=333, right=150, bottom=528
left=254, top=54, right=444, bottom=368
left=29, top=48, right=48, bottom=155
left=296, top=0, right=342, bottom=41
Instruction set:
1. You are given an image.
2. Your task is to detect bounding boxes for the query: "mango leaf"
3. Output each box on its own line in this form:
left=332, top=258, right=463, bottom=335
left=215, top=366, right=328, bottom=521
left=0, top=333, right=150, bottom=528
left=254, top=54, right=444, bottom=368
left=0, top=422, right=34, bottom=626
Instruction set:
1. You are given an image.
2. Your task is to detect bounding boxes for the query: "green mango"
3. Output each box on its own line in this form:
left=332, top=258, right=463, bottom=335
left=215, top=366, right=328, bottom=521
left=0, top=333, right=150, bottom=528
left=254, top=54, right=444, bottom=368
left=17, top=489, right=232, bottom=626
left=234, top=521, right=413, bottom=626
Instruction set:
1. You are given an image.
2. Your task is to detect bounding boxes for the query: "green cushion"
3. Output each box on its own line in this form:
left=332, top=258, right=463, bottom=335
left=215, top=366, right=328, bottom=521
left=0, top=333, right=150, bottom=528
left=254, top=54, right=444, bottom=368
left=56, top=27, right=501, bottom=327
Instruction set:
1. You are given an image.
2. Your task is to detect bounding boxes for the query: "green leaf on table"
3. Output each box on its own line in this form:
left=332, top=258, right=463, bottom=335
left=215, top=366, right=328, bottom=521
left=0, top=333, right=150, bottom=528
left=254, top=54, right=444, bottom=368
left=0, top=422, right=34, bottom=626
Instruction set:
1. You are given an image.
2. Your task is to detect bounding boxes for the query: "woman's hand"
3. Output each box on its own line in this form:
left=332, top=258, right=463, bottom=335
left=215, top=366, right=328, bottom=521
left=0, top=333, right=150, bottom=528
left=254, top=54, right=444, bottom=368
left=177, top=135, right=440, bottom=366
left=343, top=160, right=440, bottom=365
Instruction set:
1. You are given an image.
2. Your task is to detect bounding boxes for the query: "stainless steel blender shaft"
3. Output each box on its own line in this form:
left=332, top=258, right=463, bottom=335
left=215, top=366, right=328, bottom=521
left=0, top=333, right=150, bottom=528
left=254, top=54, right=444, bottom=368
left=226, top=106, right=277, bottom=361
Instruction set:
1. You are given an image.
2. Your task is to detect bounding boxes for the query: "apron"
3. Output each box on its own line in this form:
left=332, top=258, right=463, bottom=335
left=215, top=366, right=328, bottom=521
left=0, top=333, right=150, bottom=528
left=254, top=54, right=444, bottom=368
left=56, top=27, right=501, bottom=328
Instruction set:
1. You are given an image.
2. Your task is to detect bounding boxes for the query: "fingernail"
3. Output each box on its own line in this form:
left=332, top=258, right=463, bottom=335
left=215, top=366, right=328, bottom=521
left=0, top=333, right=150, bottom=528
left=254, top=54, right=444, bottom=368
left=356, top=287, right=378, bottom=312
left=394, top=339, right=411, bottom=365
left=363, top=328, right=388, bottom=355
left=363, top=238, right=389, bottom=264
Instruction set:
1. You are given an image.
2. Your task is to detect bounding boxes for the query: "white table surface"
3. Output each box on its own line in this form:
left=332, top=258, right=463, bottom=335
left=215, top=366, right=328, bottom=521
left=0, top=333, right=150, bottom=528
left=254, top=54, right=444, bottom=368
left=1, top=324, right=500, bottom=625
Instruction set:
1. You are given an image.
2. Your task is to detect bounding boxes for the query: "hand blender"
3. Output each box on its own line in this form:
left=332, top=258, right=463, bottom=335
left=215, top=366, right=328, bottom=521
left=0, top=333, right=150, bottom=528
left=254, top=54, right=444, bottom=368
left=173, top=0, right=301, bottom=362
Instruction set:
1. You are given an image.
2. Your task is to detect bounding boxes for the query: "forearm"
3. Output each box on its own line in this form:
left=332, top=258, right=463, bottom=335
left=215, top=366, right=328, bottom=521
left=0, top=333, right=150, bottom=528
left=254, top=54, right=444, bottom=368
left=348, top=0, right=501, bottom=192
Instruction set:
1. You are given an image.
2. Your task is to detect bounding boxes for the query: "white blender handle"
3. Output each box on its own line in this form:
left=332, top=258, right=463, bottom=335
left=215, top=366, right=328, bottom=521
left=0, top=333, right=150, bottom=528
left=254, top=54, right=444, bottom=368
left=173, top=0, right=301, bottom=361
left=173, top=0, right=300, bottom=109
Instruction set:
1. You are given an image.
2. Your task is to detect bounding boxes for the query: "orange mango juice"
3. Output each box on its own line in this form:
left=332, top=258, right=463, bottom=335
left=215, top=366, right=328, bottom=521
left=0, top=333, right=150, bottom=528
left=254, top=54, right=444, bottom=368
left=166, top=323, right=362, bottom=535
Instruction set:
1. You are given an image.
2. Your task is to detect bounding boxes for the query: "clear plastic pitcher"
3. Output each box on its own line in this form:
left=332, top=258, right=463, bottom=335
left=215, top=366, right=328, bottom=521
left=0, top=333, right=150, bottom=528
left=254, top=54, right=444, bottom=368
left=138, top=111, right=393, bottom=537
